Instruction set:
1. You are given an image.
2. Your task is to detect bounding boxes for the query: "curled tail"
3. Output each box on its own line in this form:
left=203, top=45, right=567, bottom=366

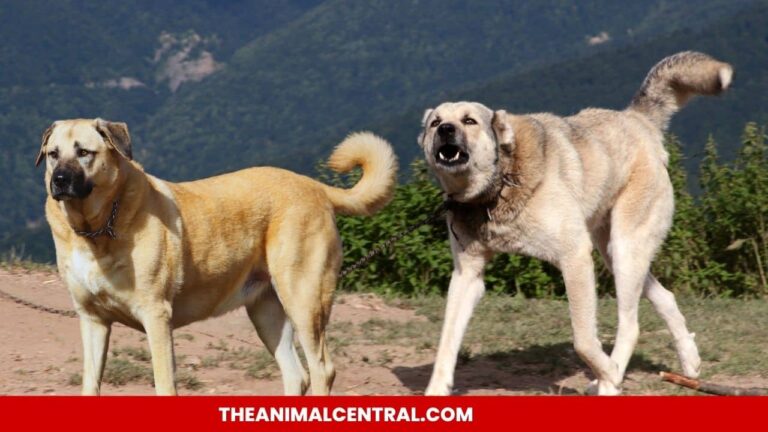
left=629, top=51, right=733, bottom=130
left=321, top=132, right=398, bottom=216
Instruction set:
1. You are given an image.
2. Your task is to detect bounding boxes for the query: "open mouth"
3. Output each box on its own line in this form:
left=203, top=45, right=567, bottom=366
left=435, top=144, right=469, bottom=167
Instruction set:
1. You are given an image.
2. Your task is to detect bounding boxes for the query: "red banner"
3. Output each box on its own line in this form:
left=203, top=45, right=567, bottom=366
left=1, top=396, right=764, bottom=431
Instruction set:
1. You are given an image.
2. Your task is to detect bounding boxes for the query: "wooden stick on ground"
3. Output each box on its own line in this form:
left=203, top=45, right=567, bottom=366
left=660, top=371, right=768, bottom=396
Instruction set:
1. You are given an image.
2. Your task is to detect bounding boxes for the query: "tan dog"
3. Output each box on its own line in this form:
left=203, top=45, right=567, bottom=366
left=36, top=120, right=397, bottom=395
left=418, top=52, right=732, bottom=395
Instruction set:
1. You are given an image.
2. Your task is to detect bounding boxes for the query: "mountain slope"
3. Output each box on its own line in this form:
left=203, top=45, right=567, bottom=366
left=142, top=0, right=753, bottom=180
left=370, top=1, right=768, bottom=172
left=0, top=0, right=324, bottom=261
left=0, top=0, right=323, bottom=86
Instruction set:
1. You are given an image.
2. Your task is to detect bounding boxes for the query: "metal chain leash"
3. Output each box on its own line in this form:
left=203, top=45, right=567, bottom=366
left=0, top=200, right=119, bottom=318
left=0, top=285, right=78, bottom=318
left=0, top=201, right=448, bottom=317
left=339, top=201, right=447, bottom=279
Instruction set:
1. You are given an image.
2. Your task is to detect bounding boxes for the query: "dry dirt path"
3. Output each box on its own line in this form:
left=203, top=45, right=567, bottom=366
left=2, top=268, right=765, bottom=395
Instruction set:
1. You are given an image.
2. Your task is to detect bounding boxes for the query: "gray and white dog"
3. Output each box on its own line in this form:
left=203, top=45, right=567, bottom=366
left=418, top=51, right=732, bottom=395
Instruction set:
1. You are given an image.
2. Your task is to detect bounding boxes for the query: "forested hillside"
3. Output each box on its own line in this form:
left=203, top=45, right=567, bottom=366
left=1, top=0, right=763, bottom=261
left=1, top=0, right=323, bottom=259
left=141, top=0, right=753, bottom=179
left=370, top=1, right=768, bottom=174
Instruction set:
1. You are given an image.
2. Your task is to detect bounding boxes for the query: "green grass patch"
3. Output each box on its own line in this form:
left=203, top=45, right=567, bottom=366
left=379, top=294, right=768, bottom=380
left=103, top=358, right=152, bottom=386
left=203, top=342, right=277, bottom=380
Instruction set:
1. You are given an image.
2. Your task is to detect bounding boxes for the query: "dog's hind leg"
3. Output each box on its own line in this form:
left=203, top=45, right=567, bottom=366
left=604, top=231, right=649, bottom=385
left=267, top=219, right=338, bottom=395
left=593, top=219, right=644, bottom=383
left=604, top=168, right=679, bottom=389
left=246, top=287, right=309, bottom=395
left=426, top=239, right=489, bottom=396
left=79, top=315, right=111, bottom=395
left=594, top=221, right=700, bottom=379
left=560, top=240, right=621, bottom=395
left=277, top=271, right=336, bottom=396
left=292, top=312, right=335, bottom=396
left=643, top=274, right=700, bottom=378
left=592, top=220, right=644, bottom=392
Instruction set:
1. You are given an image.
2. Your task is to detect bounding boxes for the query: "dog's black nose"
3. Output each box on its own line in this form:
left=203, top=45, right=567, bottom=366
left=50, top=166, right=92, bottom=200
left=437, top=123, right=456, bottom=137
left=52, top=172, right=70, bottom=188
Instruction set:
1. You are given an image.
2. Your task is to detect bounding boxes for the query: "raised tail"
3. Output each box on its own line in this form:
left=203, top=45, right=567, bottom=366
left=321, top=132, right=398, bottom=216
left=628, top=51, right=733, bottom=131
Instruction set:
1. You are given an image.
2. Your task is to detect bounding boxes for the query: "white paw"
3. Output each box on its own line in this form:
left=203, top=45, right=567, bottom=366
left=586, top=379, right=622, bottom=396
left=425, top=381, right=453, bottom=396
left=677, top=333, right=701, bottom=378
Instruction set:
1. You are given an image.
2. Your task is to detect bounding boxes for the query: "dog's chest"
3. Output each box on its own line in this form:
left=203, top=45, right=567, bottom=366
left=482, top=221, right=527, bottom=252
left=65, top=248, right=115, bottom=296
left=450, top=205, right=528, bottom=254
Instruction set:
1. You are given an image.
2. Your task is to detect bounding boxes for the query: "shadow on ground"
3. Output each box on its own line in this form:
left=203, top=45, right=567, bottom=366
left=393, top=342, right=670, bottom=395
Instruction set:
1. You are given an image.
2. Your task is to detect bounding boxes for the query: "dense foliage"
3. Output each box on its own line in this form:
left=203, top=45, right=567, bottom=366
left=331, top=124, right=768, bottom=298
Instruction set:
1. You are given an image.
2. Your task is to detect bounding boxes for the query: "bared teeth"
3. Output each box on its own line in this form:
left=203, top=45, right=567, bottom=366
left=437, top=146, right=467, bottom=164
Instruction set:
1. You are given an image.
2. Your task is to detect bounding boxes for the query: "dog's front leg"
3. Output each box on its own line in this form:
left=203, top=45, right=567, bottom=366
left=426, top=241, right=488, bottom=396
left=141, top=305, right=177, bottom=395
left=79, top=314, right=111, bottom=395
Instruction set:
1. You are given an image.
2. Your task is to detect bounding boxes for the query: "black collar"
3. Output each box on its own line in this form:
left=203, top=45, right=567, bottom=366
left=75, top=200, right=119, bottom=240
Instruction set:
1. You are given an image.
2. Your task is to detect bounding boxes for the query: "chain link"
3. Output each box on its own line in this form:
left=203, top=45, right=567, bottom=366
left=0, top=286, right=78, bottom=318
left=75, top=200, right=119, bottom=239
left=339, top=201, right=447, bottom=279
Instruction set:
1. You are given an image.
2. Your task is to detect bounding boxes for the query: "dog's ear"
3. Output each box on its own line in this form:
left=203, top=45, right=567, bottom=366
left=417, top=108, right=434, bottom=146
left=35, top=123, right=56, bottom=167
left=95, top=119, right=132, bottom=160
left=491, top=110, right=515, bottom=154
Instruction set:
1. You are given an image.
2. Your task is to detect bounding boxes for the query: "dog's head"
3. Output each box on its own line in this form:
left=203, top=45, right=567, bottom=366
left=418, top=101, right=513, bottom=202
left=36, top=119, right=132, bottom=201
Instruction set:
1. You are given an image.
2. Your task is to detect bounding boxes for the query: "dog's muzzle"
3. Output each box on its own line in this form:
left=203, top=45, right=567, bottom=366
left=434, top=123, right=470, bottom=168
left=51, top=166, right=93, bottom=201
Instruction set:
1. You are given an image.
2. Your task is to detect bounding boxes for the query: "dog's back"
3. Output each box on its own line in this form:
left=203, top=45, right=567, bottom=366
left=524, top=52, right=732, bottom=225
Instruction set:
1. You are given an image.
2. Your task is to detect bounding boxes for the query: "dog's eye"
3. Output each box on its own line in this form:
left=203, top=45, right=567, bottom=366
left=430, top=119, right=441, bottom=128
left=462, top=117, right=477, bottom=125
left=77, top=149, right=92, bottom=158
left=48, top=150, right=58, bottom=159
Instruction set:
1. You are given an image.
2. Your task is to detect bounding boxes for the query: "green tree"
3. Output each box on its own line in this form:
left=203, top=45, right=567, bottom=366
left=652, top=135, right=734, bottom=296
left=700, top=124, right=768, bottom=296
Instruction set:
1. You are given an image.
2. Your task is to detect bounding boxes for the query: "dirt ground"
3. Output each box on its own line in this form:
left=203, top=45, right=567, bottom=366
left=1, top=267, right=766, bottom=396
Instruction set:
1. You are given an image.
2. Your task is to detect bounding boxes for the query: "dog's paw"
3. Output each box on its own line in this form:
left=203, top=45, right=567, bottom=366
left=585, top=379, right=622, bottom=396
left=425, top=382, right=453, bottom=396
left=677, top=333, right=701, bottom=379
